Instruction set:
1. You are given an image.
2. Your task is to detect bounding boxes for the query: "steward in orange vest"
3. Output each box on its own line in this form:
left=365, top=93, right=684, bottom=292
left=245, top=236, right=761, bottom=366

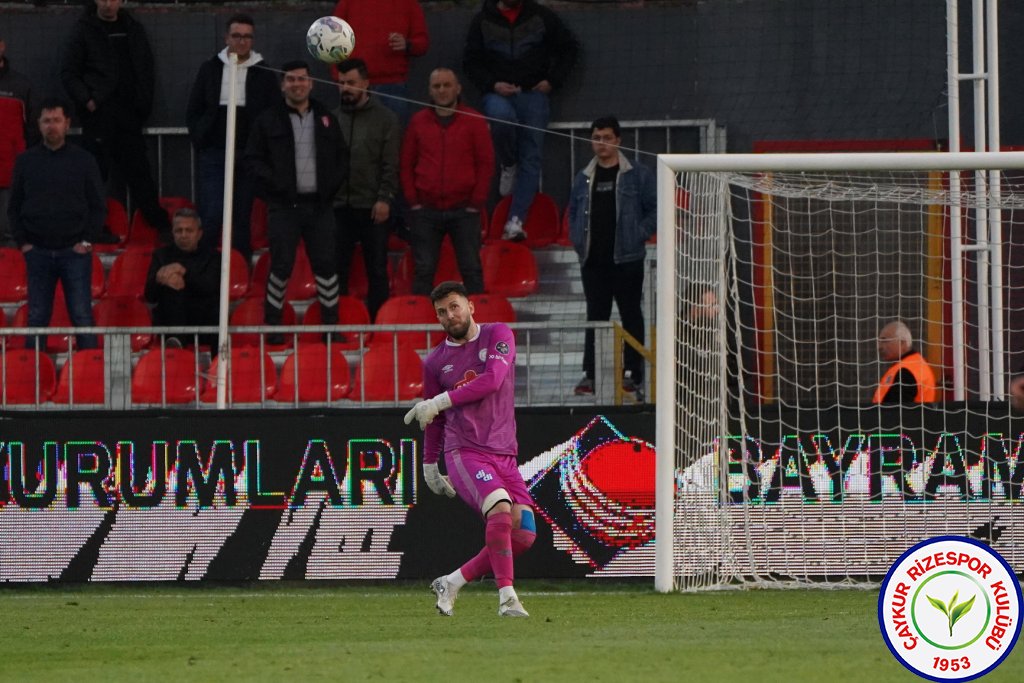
left=872, top=351, right=938, bottom=404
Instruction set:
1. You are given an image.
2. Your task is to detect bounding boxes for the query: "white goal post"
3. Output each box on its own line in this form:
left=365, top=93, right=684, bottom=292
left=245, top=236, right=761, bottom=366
left=655, top=151, right=1024, bottom=592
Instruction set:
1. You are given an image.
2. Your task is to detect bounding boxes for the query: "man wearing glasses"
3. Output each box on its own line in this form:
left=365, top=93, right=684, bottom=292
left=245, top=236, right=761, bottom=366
left=186, top=13, right=279, bottom=259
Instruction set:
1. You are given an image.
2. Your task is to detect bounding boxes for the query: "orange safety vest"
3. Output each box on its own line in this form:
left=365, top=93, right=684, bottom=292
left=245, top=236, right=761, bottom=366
left=872, top=351, right=938, bottom=404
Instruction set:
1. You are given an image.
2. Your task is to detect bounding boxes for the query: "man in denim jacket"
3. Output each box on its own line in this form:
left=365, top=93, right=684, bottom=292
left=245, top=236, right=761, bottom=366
left=567, top=116, right=656, bottom=399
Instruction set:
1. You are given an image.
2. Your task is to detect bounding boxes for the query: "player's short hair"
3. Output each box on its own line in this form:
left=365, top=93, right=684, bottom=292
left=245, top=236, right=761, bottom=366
left=430, top=281, right=469, bottom=304
left=590, top=115, right=621, bottom=138
left=280, top=59, right=310, bottom=76
left=226, top=13, right=255, bottom=30
left=337, top=57, right=369, bottom=80
left=172, top=207, right=202, bottom=228
left=39, top=97, right=72, bottom=119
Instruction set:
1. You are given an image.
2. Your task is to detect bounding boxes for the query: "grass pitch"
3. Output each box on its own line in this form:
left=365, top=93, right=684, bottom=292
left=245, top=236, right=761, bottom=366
left=1, top=581, right=1021, bottom=682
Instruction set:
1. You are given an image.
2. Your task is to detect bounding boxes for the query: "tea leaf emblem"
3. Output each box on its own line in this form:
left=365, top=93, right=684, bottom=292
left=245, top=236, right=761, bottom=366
left=927, top=590, right=976, bottom=637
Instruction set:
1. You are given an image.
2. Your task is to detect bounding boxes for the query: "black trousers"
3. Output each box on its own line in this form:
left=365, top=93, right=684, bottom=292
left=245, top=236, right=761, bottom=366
left=152, top=287, right=219, bottom=352
left=580, top=258, right=646, bottom=381
left=335, top=205, right=390, bottom=321
left=265, top=201, right=339, bottom=324
left=409, top=207, right=483, bottom=295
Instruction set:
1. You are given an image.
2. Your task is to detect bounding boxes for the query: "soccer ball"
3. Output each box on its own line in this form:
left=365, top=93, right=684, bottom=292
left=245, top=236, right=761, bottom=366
left=305, top=16, right=356, bottom=64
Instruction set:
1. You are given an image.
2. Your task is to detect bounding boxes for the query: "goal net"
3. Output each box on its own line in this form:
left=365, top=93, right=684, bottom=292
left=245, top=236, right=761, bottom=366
left=654, top=152, right=1024, bottom=591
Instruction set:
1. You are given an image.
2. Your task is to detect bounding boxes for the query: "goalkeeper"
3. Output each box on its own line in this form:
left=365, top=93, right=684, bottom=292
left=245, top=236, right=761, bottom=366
left=404, top=281, right=535, bottom=618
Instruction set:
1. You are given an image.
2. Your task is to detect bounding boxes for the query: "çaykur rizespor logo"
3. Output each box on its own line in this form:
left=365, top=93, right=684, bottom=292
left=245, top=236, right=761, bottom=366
left=879, top=536, right=1022, bottom=681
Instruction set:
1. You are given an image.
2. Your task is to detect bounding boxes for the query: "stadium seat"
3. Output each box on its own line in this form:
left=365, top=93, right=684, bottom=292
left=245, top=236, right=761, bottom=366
left=391, top=240, right=462, bottom=297
left=90, top=251, right=105, bottom=299
left=229, top=296, right=296, bottom=349
left=372, top=295, right=443, bottom=350
left=200, top=347, right=277, bottom=404
left=0, top=348, right=56, bottom=405
left=299, top=296, right=371, bottom=348
left=248, top=245, right=316, bottom=301
left=93, top=296, right=152, bottom=352
left=52, top=349, right=105, bottom=405
left=351, top=342, right=423, bottom=402
left=0, top=246, right=27, bottom=303
left=487, top=192, right=561, bottom=247
left=95, top=197, right=129, bottom=253
left=471, top=293, right=517, bottom=323
left=480, top=242, right=539, bottom=298
left=13, top=286, right=75, bottom=353
left=131, top=347, right=201, bottom=404
left=129, top=196, right=193, bottom=249
left=249, top=197, right=269, bottom=251
left=225, top=248, right=250, bottom=300
left=276, top=342, right=351, bottom=403
left=105, top=247, right=154, bottom=299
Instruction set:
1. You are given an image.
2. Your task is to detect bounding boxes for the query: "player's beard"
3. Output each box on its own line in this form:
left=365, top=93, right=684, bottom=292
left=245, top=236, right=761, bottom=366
left=445, top=318, right=470, bottom=341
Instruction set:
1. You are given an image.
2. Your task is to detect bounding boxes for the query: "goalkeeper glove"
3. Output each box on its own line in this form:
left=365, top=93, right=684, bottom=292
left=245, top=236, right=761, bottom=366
left=423, top=462, right=456, bottom=497
left=403, top=392, right=452, bottom=430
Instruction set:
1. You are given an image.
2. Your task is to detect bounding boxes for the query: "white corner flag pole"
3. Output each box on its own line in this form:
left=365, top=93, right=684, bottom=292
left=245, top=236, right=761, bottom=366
left=215, top=52, right=239, bottom=409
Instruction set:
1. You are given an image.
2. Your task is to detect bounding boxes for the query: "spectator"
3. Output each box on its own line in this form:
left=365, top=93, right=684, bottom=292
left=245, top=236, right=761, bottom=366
left=568, top=116, right=656, bottom=399
left=463, top=0, right=578, bottom=241
left=333, top=57, right=400, bottom=321
left=245, top=60, right=346, bottom=345
left=8, top=98, right=104, bottom=352
left=331, top=0, right=429, bottom=128
left=0, top=35, right=35, bottom=246
left=59, top=0, right=169, bottom=242
left=400, top=68, right=493, bottom=295
left=144, top=208, right=220, bottom=351
left=872, top=320, right=938, bottom=404
left=186, top=13, right=279, bottom=261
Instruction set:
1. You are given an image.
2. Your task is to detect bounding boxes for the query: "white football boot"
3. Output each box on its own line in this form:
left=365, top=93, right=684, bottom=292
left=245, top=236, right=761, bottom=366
left=430, top=576, right=460, bottom=617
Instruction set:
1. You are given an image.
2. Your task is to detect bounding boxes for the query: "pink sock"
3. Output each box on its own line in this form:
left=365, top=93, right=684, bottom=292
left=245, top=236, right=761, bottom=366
left=512, top=528, right=536, bottom=556
left=485, top=511, right=514, bottom=589
left=459, top=548, right=491, bottom=582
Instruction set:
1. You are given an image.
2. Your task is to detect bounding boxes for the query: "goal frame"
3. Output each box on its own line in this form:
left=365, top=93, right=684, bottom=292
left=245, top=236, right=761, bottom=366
left=654, top=151, right=1024, bottom=592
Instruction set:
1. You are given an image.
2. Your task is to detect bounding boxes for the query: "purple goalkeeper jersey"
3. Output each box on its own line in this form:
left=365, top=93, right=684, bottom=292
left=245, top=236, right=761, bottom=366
left=421, top=322, right=518, bottom=464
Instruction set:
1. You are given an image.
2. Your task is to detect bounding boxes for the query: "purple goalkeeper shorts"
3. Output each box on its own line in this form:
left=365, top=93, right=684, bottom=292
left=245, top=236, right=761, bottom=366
left=445, top=448, right=534, bottom=516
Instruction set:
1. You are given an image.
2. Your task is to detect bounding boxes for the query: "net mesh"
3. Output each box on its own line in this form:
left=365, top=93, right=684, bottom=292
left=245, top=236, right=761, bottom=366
left=665, top=163, right=1024, bottom=590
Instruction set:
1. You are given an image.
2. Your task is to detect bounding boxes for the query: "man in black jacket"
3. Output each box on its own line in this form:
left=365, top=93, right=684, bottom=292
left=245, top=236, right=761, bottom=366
left=8, top=99, right=104, bottom=352
left=245, top=60, right=347, bottom=343
left=186, top=13, right=279, bottom=260
left=144, top=208, right=221, bottom=352
left=59, top=0, right=169, bottom=240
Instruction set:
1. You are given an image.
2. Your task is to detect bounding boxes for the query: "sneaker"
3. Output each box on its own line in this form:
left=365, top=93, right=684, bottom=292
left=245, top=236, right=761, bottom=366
left=502, top=216, right=527, bottom=242
left=430, top=576, right=460, bottom=617
left=622, top=373, right=645, bottom=402
left=499, top=164, right=517, bottom=197
left=574, top=377, right=594, bottom=395
left=498, top=595, right=529, bottom=618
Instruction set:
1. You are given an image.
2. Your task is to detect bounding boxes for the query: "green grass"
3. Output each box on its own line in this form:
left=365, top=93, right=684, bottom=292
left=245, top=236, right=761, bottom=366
left=1, top=582, right=1021, bottom=682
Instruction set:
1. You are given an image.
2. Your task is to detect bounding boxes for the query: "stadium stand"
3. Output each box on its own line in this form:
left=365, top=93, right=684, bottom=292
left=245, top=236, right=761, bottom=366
left=299, top=296, right=371, bottom=348
left=372, top=295, right=443, bottom=350
left=480, top=242, right=539, bottom=297
left=276, top=342, right=352, bottom=403
left=131, top=347, right=201, bottom=405
left=229, top=296, right=296, bottom=349
left=351, top=341, right=423, bottom=402
left=96, top=197, right=130, bottom=253
left=52, top=349, right=105, bottom=405
left=105, top=247, right=156, bottom=299
left=0, top=349, right=55, bottom=404
left=487, top=192, right=561, bottom=247
left=200, top=347, right=277, bottom=404
left=249, top=246, right=316, bottom=301
left=93, top=296, right=153, bottom=352
left=0, top=246, right=27, bottom=303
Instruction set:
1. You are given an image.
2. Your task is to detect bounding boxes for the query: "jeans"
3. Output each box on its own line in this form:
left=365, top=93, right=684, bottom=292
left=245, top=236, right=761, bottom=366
left=335, top=206, right=390, bottom=320
left=196, top=148, right=256, bottom=260
left=370, top=82, right=411, bottom=130
left=24, top=246, right=97, bottom=350
left=482, top=90, right=550, bottom=222
left=580, top=259, right=645, bottom=381
left=409, top=207, right=483, bottom=295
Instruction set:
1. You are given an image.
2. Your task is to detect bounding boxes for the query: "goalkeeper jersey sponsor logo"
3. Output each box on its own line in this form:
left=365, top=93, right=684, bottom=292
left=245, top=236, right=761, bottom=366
left=879, top=536, right=1021, bottom=681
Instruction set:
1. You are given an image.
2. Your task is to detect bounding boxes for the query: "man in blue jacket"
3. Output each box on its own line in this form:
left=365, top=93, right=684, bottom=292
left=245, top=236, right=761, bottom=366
left=568, top=116, right=656, bottom=400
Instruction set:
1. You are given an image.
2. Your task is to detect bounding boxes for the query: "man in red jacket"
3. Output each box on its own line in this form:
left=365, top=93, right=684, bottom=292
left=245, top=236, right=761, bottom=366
left=332, top=0, right=429, bottom=128
left=400, top=68, right=493, bottom=295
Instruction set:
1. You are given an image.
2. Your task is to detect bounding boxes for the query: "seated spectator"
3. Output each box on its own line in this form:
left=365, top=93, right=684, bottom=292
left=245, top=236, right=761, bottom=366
left=144, top=207, right=220, bottom=350
left=872, top=320, right=938, bottom=404
left=9, top=97, right=102, bottom=351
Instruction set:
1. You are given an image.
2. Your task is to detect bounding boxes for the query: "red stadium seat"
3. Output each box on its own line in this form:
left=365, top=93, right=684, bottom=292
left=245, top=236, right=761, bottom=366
left=95, top=197, right=129, bottom=253
left=93, top=296, right=152, bottom=352
left=481, top=242, right=539, bottom=298
left=13, top=286, right=75, bottom=353
left=249, top=197, right=269, bottom=251
left=131, top=347, right=201, bottom=404
left=471, top=293, right=517, bottom=323
left=248, top=245, right=316, bottom=301
left=0, top=246, right=28, bottom=303
left=0, top=349, right=56, bottom=404
left=90, top=251, right=105, bottom=299
left=225, top=248, right=251, bottom=300
left=372, top=295, right=443, bottom=350
left=200, top=347, right=277, bottom=404
left=105, top=247, right=154, bottom=299
left=351, top=342, right=423, bottom=402
left=276, top=342, right=351, bottom=402
left=487, top=192, right=561, bottom=247
left=299, top=296, right=371, bottom=348
left=229, top=296, right=296, bottom=349
left=53, top=349, right=105, bottom=405
left=391, top=240, right=462, bottom=297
